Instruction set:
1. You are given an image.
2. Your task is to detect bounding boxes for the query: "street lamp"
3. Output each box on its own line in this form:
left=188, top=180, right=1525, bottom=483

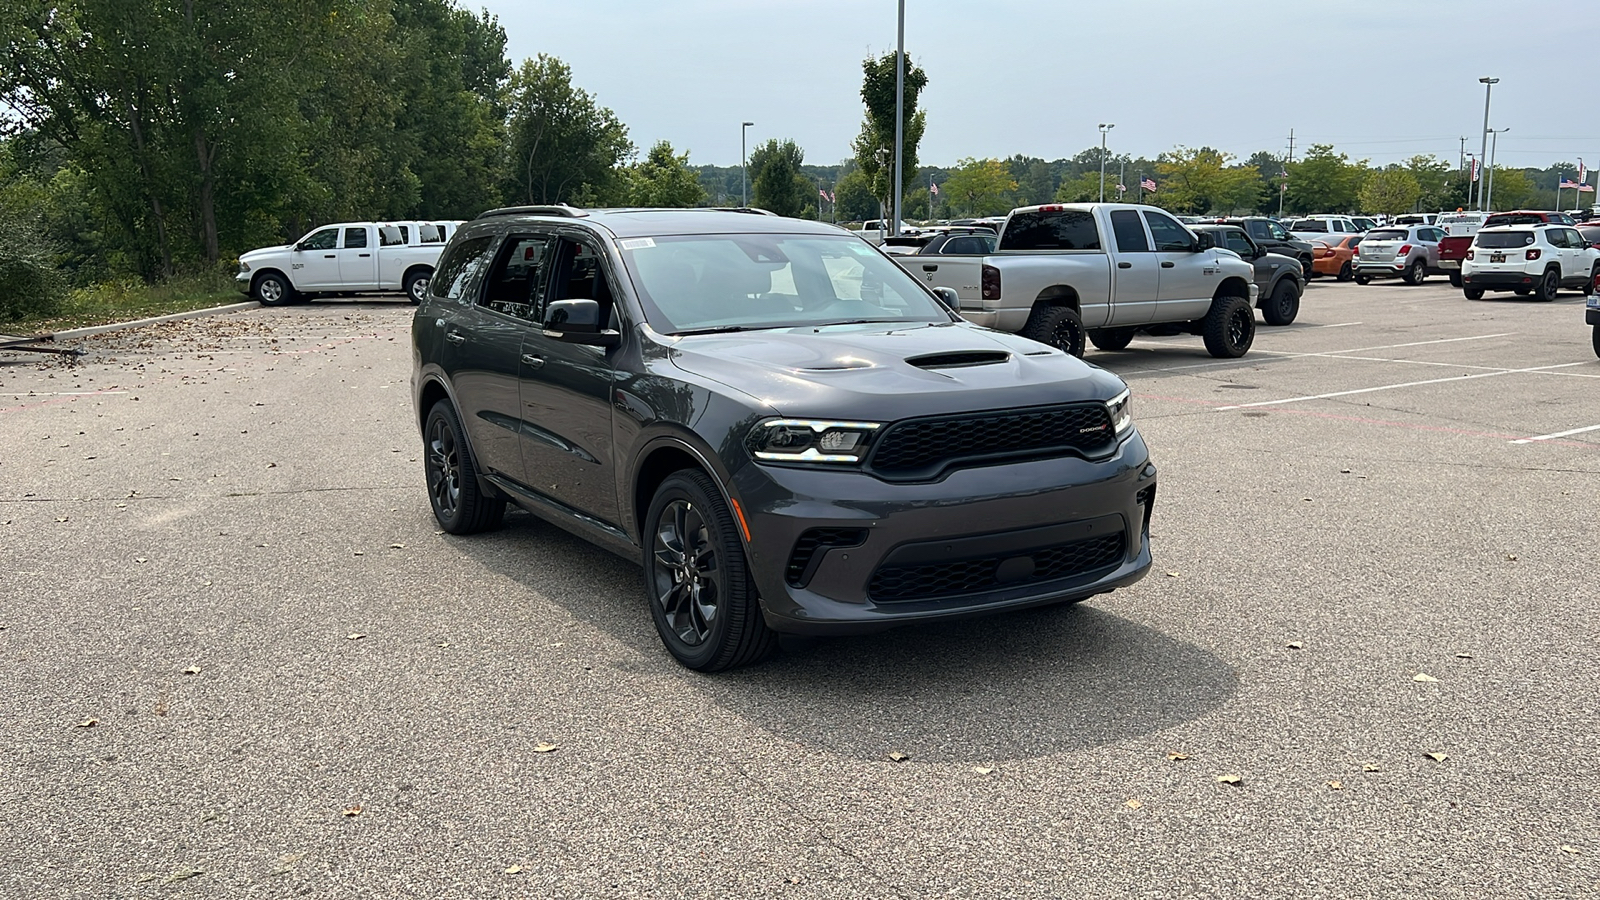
left=1476, top=77, right=1498, bottom=210
left=1098, top=123, right=1115, bottom=203
left=741, top=121, right=755, bottom=207
left=1485, top=127, right=1509, bottom=212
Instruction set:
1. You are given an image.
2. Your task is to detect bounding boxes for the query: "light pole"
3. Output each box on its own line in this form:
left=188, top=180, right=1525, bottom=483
left=892, top=0, right=905, bottom=237
left=1485, top=127, right=1509, bottom=212
left=1476, top=77, right=1498, bottom=210
left=1098, top=123, right=1115, bottom=202
left=740, top=121, right=754, bottom=207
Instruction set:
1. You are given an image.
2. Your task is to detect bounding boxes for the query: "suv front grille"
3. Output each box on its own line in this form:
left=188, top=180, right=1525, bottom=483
left=868, top=403, right=1116, bottom=480
left=868, top=532, right=1125, bottom=602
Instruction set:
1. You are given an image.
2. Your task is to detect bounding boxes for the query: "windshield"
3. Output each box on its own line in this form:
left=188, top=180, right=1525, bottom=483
left=618, top=233, right=950, bottom=334
left=1474, top=231, right=1536, bottom=249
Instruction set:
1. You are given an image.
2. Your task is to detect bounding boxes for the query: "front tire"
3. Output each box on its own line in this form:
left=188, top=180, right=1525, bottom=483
left=644, top=470, right=777, bottom=672
left=253, top=272, right=295, bottom=307
left=1464, top=287, right=1485, bottom=300
left=1354, top=273, right=1371, bottom=285
left=1021, top=304, right=1086, bottom=358
left=423, top=401, right=505, bottom=535
left=1337, top=261, right=1353, bottom=282
left=1535, top=267, right=1559, bottom=302
left=1201, top=295, right=1255, bottom=358
left=1087, top=326, right=1137, bottom=351
left=404, top=268, right=432, bottom=306
left=1404, top=259, right=1427, bottom=285
left=1262, top=279, right=1301, bottom=326
left=1299, top=255, right=1315, bottom=279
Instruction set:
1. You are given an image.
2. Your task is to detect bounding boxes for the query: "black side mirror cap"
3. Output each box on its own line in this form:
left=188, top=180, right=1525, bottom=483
left=932, top=286, right=960, bottom=311
left=1195, top=232, right=1215, bottom=251
left=543, top=299, right=620, bottom=347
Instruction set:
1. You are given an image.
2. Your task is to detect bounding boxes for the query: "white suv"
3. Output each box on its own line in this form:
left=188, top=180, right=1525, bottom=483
left=1461, top=225, right=1600, bottom=301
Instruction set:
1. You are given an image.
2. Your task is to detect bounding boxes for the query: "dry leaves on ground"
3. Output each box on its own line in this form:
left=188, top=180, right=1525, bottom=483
left=1166, top=751, right=1190, bottom=762
left=1413, top=673, right=1438, bottom=683
left=1215, top=774, right=1242, bottom=785
left=887, top=751, right=911, bottom=762
left=533, top=742, right=558, bottom=753
left=1425, top=751, right=1449, bottom=763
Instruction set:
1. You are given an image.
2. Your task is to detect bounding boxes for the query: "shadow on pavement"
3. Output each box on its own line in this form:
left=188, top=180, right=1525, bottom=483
left=465, top=511, right=1238, bottom=763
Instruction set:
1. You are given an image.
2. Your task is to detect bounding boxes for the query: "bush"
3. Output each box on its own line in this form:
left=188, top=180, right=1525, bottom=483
left=0, top=221, right=64, bottom=322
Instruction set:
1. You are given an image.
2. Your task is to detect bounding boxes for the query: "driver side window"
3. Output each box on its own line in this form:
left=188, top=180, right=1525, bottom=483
left=301, top=228, right=338, bottom=251
left=1143, top=211, right=1195, bottom=252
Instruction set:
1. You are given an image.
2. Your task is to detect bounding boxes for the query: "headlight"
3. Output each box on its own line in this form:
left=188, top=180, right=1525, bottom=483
left=748, top=419, right=882, bottom=465
left=238, top=261, right=251, bottom=273
left=1106, top=388, right=1133, bottom=436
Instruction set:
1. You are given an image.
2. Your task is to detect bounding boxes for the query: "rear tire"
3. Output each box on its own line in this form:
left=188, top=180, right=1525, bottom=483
left=1584, top=265, right=1598, bottom=296
left=1337, top=261, right=1353, bottom=282
left=1593, top=325, right=1600, bottom=359
left=1449, top=272, right=1463, bottom=288
left=1354, top=273, right=1371, bottom=285
left=1463, top=287, right=1485, bottom=300
left=1404, top=259, right=1427, bottom=285
left=643, top=470, right=777, bottom=672
left=1299, top=255, right=1315, bottom=279
left=423, top=401, right=505, bottom=535
left=404, top=268, right=432, bottom=306
left=1536, top=267, right=1559, bottom=302
left=1021, top=304, right=1086, bottom=358
left=1201, top=295, right=1255, bottom=359
left=253, top=272, right=296, bottom=307
left=1261, top=279, right=1300, bottom=326
left=1087, top=326, right=1137, bottom=351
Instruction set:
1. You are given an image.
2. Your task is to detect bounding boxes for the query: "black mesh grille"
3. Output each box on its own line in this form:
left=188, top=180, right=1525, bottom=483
left=785, top=528, right=868, bottom=587
left=869, top=403, right=1116, bottom=479
left=868, top=533, right=1125, bottom=602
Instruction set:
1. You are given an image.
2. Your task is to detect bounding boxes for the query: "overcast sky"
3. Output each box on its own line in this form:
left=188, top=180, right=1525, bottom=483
left=480, top=0, right=1598, bottom=171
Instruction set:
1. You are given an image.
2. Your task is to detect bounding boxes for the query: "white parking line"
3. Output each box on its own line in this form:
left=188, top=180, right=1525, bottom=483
left=1307, top=321, right=1363, bottom=328
left=1215, top=363, right=1588, bottom=410
left=1510, top=424, right=1600, bottom=444
left=1122, top=331, right=1520, bottom=376
left=0, top=391, right=129, bottom=397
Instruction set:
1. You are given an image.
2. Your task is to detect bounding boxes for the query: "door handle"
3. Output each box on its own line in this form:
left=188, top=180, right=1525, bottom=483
left=324, top=254, right=336, bottom=259
left=1160, top=261, right=1175, bottom=268
left=922, top=264, right=938, bottom=271
left=358, top=253, right=371, bottom=258
left=1117, top=261, right=1132, bottom=269
left=520, top=353, right=545, bottom=368
left=444, top=331, right=466, bottom=344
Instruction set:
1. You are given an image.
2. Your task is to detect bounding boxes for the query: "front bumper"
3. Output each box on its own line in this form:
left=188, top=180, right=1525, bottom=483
left=234, top=271, right=252, bottom=294
left=732, top=433, right=1156, bottom=635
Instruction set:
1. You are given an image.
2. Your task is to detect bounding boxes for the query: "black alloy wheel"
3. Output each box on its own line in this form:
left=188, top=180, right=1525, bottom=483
left=1021, top=305, right=1086, bottom=358
left=644, top=470, right=776, bottom=672
left=1536, top=267, right=1560, bottom=302
left=1449, top=272, right=1463, bottom=288
left=1202, top=295, right=1255, bottom=358
left=423, top=401, right=504, bottom=534
left=1354, top=273, right=1371, bottom=285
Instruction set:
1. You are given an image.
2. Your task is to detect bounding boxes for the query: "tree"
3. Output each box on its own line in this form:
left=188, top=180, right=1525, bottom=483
left=1485, top=167, right=1534, bottom=210
left=1245, top=150, right=1286, bottom=214
left=944, top=158, right=1016, bottom=217
left=749, top=138, right=810, bottom=218
left=1054, top=172, right=1102, bottom=203
left=1154, top=147, right=1261, bottom=214
left=627, top=141, right=706, bottom=208
left=503, top=54, right=632, bottom=205
left=1358, top=167, right=1422, bottom=215
left=1015, top=158, right=1057, bottom=206
left=1285, top=144, right=1366, bottom=214
left=1405, top=154, right=1453, bottom=213
left=833, top=168, right=877, bottom=221
left=849, top=51, right=928, bottom=224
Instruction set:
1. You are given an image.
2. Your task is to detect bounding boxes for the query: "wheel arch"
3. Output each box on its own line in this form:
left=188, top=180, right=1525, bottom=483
left=251, top=268, right=294, bottom=293
left=403, top=263, right=434, bottom=284
left=1214, top=275, right=1252, bottom=302
left=1032, top=285, right=1081, bottom=312
left=631, top=435, right=742, bottom=550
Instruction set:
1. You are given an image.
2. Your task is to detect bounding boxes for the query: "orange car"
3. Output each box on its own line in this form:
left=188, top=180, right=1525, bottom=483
left=1312, top=234, right=1363, bottom=281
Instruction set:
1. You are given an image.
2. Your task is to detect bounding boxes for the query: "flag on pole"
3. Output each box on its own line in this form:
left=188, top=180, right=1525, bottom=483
left=819, top=188, right=828, bottom=200
left=1582, top=184, right=1596, bottom=193
left=1580, top=161, right=1587, bottom=184
left=930, top=182, right=939, bottom=195
left=1115, top=183, right=1126, bottom=193
left=1140, top=178, right=1157, bottom=193
left=1560, top=178, right=1581, bottom=190
left=1470, top=158, right=1480, bottom=182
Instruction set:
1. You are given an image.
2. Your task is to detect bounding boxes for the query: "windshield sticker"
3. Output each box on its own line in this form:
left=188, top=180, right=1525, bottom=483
left=618, top=237, right=655, bottom=250
left=849, top=243, right=877, bottom=257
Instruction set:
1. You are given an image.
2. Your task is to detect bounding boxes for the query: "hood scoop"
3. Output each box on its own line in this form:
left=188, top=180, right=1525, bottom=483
left=905, top=350, right=1011, bottom=370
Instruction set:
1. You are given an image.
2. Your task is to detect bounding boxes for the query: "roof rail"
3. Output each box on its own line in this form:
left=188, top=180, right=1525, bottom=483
left=472, top=204, right=588, bottom=220
left=708, top=206, right=779, bottom=216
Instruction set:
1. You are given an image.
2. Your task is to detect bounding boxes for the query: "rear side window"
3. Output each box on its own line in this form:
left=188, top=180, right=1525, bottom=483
left=1222, top=231, right=1253, bottom=255
left=1000, top=210, right=1102, bottom=251
left=430, top=235, right=497, bottom=301
left=1475, top=231, right=1536, bottom=249
left=1109, top=210, right=1150, bottom=252
left=343, top=227, right=367, bottom=249
left=1143, top=211, right=1196, bottom=252
left=1291, top=220, right=1328, bottom=232
left=379, top=226, right=405, bottom=247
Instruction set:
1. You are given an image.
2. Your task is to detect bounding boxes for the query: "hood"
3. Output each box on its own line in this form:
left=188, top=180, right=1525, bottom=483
left=665, top=322, right=1124, bottom=421
left=240, top=244, right=294, bottom=262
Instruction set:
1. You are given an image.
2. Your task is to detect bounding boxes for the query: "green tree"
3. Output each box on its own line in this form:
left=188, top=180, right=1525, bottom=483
left=1016, top=158, right=1057, bottom=206
left=627, top=141, right=706, bottom=208
left=1154, top=147, right=1261, bottom=214
left=1358, top=167, right=1422, bottom=216
left=849, top=51, right=928, bottom=223
left=503, top=54, right=633, bottom=205
left=1054, top=172, right=1102, bottom=203
left=749, top=138, right=810, bottom=218
left=1485, top=167, right=1534, bottom=210
left=1285, top=144, right=1366, bottom=214
left=1245, top=150, right=1286, bottom=214
left=944, top=158, right=1016, bottom=216
left=833, top=168, right=877, bottom=221
left=1405, top=154, right=1453, bottom=213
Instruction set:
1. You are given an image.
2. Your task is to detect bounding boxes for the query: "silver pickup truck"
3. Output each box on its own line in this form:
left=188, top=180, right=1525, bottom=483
left=902, top=203, right=1259, bottom=357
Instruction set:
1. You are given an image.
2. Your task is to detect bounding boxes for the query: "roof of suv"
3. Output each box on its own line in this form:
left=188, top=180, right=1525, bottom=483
left=470, top=206, right=850, bottom=239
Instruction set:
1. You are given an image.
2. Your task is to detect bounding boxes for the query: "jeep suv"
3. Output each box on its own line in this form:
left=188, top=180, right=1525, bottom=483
left=411, top=206, right=1156, bottom=671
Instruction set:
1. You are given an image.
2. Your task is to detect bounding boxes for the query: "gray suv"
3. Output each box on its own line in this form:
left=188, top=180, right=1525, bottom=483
left=1353, top=225, right=1446, bottom=285
left=412, top=207, right=1156, bottom=670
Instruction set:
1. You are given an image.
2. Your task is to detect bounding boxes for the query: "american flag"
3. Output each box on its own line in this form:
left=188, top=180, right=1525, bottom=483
left=1560, top=178, right=1581, bottom=189
left=1140, top=178, right=1157, bottom=193
left=818, top=189, right=834, bottom=202
left=930, top=182, right=940, bottom=195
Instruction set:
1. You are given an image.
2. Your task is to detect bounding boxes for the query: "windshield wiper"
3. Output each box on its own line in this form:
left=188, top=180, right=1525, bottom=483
left=814, top=319, right=907, bottom=327
left=672, top=325, right=765, bottom=335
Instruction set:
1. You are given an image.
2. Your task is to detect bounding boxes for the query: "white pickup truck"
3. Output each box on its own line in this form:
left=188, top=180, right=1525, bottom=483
left=902, top=203, right=1259, bottom=357
left=235, top=221, right=462, bottom=306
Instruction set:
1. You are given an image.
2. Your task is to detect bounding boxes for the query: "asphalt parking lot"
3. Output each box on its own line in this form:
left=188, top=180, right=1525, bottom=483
left=2, top=277, right=1596, bottom=899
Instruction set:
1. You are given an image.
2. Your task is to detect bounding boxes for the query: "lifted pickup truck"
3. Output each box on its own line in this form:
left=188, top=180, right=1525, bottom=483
left=236, top=220, right=461, bottom=306
left=1438, top=211, right=1575, bottom=288
left=903, top=203, right=1259, bottom=357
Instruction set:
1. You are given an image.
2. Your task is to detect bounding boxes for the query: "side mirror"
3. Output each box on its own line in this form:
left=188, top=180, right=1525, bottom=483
left=543, top=299, right=620, bottom=348
left=1195, top=232, right=1215, bottom=251
left=933, top=286, right=960, bottom=311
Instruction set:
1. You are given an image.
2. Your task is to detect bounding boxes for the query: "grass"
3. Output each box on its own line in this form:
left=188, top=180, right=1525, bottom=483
left=3, top=271, right=244, bottom=335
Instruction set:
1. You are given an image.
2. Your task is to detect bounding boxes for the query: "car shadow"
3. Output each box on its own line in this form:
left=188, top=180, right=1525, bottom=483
left=459, top=510, right=1239, bottom=763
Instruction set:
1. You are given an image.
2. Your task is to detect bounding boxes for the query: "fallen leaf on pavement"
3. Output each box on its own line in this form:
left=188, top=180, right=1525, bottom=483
left=76, top=718, right=97, bottom=728
left=342, top=805, right=362, bottom=817
left=972, top=766, right=994, bottom=775
left=1362, top=762, right=1380, bottom=772
left=1560, top=845, right=1581, bottom=855
left=1166, top=752, right=1190, bottom=762
left=1413, top=673, right=1438, bottom=682
left=1455, top=652, right=1473, bottom=659
left=1505, top=554, right=1517, bottom=561
left=182, top=666, right=200, bottom=675
left=389, top=543, right=404, bottom=549
left=1215, top=774, right=1242, bottom=785
left=533, top=742, right=558, bottom=753
left=505, top=865, right=523, bottom=874
left=1327, top=780, right=1344, bottom=790
left=1165, top=571, right=1180, bottom=578
left=1287, top=641, right=1304, bottom=650
left=163, top=868, right=203, bottom=885
left=347, top=633, right=365, bottom=641
left=887, top=751, right=910, bottom=762
left=1125, top=799, right=1142, bottom=809
left=1425, top=752, right=1449, bottom=763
